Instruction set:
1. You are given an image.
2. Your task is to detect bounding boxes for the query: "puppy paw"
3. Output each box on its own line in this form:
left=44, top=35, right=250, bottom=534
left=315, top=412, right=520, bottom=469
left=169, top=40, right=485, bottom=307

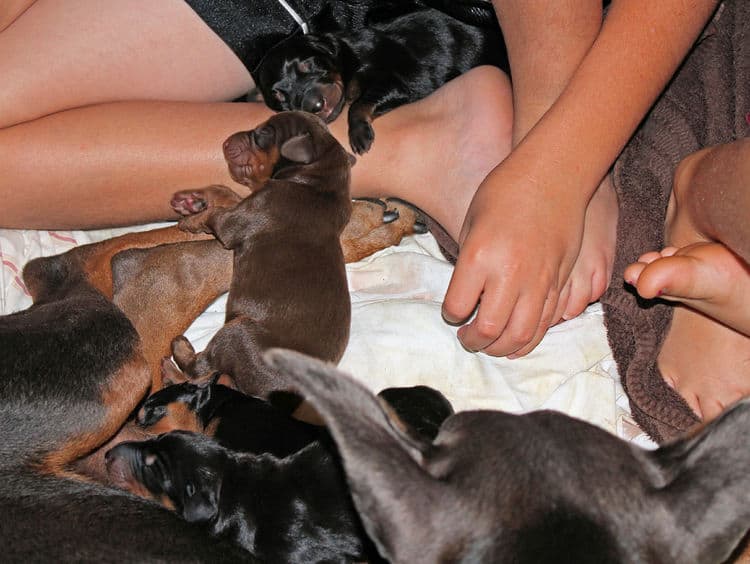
left=384, top=198, right=428, bottom=234
left=171, top=191, right=208, bottom=216
left=349, top=120, right=375, bottom=154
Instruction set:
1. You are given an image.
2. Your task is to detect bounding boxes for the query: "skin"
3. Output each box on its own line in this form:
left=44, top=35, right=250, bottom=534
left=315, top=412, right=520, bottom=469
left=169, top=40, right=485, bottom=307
left=0, top=0, right=720, bottom=368
left=624, top=140, right=750, bottom=421
left=442, top=0, right=720, bottom=359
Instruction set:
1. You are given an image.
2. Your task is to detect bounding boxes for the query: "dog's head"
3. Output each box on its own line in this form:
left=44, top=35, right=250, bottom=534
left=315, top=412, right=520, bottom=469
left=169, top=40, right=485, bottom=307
left=105, top=431, right=225, bottom=523
left=222, top=110, right=353, bottom=189
left=136, top=374, right=236, bottom=435
left=255, top=34, right=346, bottom=124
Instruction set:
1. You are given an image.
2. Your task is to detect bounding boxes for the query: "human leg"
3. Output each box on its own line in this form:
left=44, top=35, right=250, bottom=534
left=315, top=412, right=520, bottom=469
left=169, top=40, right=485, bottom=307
left=625, top=139, right=750, bottom=420
left=0, top=66, right=514, bottom=230
left=0, top=0, right=253, bottom=128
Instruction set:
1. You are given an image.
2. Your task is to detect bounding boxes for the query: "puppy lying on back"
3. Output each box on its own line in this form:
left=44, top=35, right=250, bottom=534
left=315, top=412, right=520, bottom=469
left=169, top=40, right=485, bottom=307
left=165, top=111, right=353, bottom=410
left=267, top=349, right=750, bottom=564
left=253, top=7, right=508, bottom=153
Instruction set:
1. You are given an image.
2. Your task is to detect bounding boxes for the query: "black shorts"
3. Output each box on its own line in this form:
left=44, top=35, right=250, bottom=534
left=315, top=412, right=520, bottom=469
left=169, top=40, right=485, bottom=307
left=185, top=0, right=379, bottom=73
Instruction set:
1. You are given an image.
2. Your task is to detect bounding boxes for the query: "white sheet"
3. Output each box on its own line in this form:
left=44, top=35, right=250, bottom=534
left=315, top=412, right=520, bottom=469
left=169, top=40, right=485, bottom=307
left=0, top=225, right=655, bottom=449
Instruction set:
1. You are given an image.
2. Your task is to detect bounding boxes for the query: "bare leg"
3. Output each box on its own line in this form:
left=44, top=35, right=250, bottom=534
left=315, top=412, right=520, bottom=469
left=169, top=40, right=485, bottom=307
left=0, top=0, right=513, bottom=231
left=0, top=66, right=514, bottom=231
left=491, top=0, right=617, bottom=352
left=625, top=139, right=750, bottom=420
left=0, top=0, right=252, bottom=128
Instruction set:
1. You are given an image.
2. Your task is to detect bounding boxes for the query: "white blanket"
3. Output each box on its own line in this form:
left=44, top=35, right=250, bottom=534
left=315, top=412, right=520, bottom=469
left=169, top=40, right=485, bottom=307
left=0, top=225, right=654, bottom=448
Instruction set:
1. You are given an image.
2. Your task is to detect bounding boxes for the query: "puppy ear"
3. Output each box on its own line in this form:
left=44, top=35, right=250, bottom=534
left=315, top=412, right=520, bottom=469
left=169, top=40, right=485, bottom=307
left=280, top=132, right=315, bottom=163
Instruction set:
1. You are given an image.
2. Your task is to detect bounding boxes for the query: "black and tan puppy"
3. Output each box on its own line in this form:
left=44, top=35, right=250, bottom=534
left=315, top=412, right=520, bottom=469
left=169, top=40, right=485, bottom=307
left=267, top=349, right=750, bottom=564
left=106, top=431, right=375, bottom=563
left=136, top=374, right=325, bottom=458
left=253, top=7, right=507, bottom=153
left=137, top=374, right=453, bottom=456
left=109, top=384, right=453, bottom=561
left=166, top=111, right=354, bottom=409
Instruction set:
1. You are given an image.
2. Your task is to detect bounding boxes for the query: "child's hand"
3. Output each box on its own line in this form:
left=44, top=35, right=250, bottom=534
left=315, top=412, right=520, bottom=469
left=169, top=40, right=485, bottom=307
left=442, top=165, right=587, bottom=358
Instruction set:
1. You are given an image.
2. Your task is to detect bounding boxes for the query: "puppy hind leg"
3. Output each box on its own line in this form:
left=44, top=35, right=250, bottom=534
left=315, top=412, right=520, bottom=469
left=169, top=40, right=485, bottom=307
left=340, top=198, right=424, bottom=262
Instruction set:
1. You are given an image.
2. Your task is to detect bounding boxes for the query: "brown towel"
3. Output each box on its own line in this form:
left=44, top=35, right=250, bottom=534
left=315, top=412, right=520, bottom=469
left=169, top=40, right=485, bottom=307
left=601, top=0, right=750, bottom=443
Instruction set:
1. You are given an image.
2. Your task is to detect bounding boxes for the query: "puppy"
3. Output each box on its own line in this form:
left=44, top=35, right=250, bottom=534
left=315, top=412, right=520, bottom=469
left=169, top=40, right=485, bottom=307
left=266, top=349, right=750, bottom=564
left=137, top=374, right=325, bottom=458
left=106, top=431, right=375, bottom=563
left=137, top=374, right=453, bottom=454
left=165, top=111, right=354, bottom=410
left=253, top=8, right=508, bottom=153
left=108, top=384, right=453, bottom=561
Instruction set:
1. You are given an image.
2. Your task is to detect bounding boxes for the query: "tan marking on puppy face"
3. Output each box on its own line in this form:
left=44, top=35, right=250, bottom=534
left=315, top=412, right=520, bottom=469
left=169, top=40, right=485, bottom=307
left=142, top=402, right=204, bottom=435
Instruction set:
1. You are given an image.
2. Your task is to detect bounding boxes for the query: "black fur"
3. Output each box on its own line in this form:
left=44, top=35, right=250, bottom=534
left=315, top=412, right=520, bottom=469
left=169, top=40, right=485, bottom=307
left=254, top=7, right=508, bottom=153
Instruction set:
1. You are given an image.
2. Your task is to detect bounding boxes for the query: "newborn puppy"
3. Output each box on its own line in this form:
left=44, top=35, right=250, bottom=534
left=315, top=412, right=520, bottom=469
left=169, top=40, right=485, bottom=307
left=106, top=431, right=374, bottom=563
left=167, top=111, right=353, bottom=410
left=266, top=349, right=750, bottom=564
left=253, top=8, right=507, bottom=153
left=137, top=374, right=325, bottom=458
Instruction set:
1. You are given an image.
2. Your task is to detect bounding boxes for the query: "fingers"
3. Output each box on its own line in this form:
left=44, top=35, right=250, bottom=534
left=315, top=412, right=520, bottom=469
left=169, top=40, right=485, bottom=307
left=506, top=288, right=560, bottom=359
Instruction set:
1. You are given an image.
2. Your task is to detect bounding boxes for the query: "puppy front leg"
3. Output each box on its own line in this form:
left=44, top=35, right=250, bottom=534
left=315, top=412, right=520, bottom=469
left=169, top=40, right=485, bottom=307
left=171, top=185, right=242, bottom=236
left=347, top=75, right=409, bottom=154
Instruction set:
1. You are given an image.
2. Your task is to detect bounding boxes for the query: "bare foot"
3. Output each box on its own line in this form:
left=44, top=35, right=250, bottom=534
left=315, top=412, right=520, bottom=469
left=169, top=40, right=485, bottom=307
left=625, top=243, right=750, bottom=336
left=349, top=65, right=514, bottom=241
left=624, top=164, right=750, bottom=421
left=553, top=174, right=618, bottom=324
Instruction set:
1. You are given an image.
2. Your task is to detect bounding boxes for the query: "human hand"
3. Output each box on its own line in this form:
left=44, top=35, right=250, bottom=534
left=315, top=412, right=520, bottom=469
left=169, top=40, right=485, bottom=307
left=442, top=165, right=587, bottom=358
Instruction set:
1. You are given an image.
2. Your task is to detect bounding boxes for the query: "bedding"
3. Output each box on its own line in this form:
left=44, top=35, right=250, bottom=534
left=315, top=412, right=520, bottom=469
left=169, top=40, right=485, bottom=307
left=0, top=224, right=655, bottom=449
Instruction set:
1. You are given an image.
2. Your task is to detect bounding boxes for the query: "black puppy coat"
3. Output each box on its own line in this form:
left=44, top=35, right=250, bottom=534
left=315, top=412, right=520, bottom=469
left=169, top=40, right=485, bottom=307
left=254, top=7, right=508, bottom=153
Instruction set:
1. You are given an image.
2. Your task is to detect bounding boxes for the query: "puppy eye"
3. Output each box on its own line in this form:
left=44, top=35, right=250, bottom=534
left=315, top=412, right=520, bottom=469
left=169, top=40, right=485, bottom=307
left=272, top=89, right=286, bottom=102
left=185, top=482, right=196, bottom=497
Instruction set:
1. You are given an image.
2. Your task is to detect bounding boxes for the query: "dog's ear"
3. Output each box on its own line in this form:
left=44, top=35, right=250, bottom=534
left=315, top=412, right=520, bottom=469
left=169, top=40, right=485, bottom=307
left=644, top=399, right=750, bottom=563
left=280, top=132, right=315, bottom=163
left=264, top=348, right=442, bottom=563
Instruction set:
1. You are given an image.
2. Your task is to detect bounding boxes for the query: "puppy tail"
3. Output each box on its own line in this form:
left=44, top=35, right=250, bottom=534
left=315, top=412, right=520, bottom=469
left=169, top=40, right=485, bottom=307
left=264, top=348, right=445, bottom=562
left=644, top=399, right=750, bottom=563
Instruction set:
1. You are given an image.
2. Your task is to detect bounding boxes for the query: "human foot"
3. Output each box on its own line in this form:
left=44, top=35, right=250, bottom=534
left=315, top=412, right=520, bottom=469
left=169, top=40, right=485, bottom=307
left=552, top=174, right=618, bottom=325
left=349, top=65, right=514, bottom=241
left=625, top=243, right=750, bottom=421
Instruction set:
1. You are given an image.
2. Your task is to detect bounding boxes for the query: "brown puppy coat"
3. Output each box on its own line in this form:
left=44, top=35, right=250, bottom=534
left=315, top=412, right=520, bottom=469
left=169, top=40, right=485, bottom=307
left=166, top=111, right=354, bottom=405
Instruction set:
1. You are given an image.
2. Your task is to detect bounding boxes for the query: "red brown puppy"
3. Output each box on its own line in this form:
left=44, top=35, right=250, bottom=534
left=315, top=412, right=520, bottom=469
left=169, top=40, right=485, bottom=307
left=167, top=111, right=355, bottom=409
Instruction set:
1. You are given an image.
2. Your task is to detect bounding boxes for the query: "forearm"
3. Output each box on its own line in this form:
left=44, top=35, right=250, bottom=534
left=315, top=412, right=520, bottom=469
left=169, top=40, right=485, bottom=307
left=500, top=0, right=719, bottom=209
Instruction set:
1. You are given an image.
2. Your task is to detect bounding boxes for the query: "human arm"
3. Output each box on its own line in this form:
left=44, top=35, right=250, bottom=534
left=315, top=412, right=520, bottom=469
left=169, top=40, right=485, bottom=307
left=442, top=0, right=721, bottom=357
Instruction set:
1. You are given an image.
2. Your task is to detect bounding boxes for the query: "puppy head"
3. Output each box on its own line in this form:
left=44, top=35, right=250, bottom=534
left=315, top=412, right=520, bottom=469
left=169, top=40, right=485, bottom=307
left=256, top=34, right=345, bottom=123
left=105, top=431, right=225, bottom=523
left=223, top=110, right=351, bottom=188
